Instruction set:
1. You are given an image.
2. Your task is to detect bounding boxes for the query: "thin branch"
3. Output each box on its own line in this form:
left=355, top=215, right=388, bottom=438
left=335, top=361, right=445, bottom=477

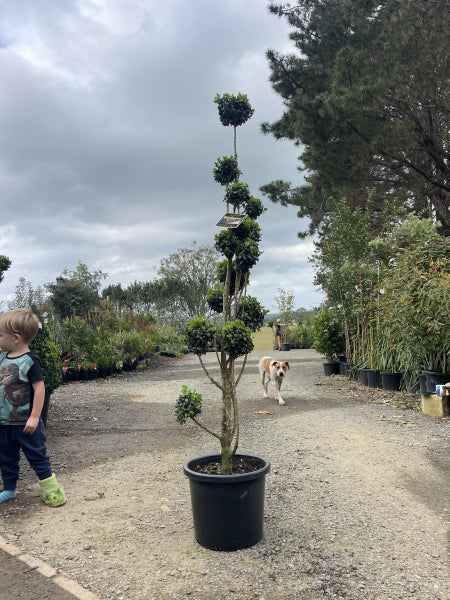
left=232, top=390, right=240, bottom=456
left=198, top=354, right=223, bottom=391
left=235, top=353, right=248, bottom=386
left=191, top=417, right=221, bottom=440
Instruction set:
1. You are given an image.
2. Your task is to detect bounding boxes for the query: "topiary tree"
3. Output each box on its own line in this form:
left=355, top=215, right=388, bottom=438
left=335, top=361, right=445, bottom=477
left=175, top=93, right=266, bottom=474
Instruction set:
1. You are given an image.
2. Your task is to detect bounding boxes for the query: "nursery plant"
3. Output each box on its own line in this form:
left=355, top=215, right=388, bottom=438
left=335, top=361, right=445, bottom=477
left=274, top=287, right=295, bottom=346
left=175, top=93, right=266, bottom=475
left=29, top=313, right=62, bottom=426
left=311, top=307, right=344, bottom=362
left=374, top=234, right=449, bottom=375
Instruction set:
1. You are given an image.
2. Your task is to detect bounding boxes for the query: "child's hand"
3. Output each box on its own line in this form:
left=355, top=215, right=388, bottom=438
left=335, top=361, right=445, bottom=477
left=23, top=415, right=39, bottom=434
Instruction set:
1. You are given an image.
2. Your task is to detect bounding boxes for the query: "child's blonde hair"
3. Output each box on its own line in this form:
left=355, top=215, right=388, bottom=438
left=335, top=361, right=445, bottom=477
left=0, top=308, right=40, bottom=344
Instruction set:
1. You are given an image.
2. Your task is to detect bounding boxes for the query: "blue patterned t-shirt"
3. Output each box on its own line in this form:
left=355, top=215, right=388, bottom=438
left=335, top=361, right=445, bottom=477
left=0, top=351, right=43, bottom=426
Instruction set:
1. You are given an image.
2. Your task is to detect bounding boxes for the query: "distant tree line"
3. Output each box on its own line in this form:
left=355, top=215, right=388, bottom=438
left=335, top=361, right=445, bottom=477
left=5, top=243, right=220, bottom=329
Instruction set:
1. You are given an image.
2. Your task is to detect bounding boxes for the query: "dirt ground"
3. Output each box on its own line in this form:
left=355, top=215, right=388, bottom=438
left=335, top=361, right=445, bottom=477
left=0, top=350, right=449, bottom=600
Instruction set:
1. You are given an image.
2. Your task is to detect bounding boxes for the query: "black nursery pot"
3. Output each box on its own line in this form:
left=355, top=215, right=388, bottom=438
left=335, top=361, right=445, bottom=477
left=424, top=370, right=449, bottom=393
left=366, top=369, right=381, bottom=388
left=381, top=371, right=402, bottom=391
left=339, top=362, right=351, bottom=376
left=358, top=368, right=369, bottom=386
left=323, top=362, right=339, bottom=376
left=403, top=372, right=420, bottom=394
left=184, top=453, right=270, bottom=551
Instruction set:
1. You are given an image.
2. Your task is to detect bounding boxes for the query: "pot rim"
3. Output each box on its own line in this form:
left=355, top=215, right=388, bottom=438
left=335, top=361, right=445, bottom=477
left=184, top=453, right=270, bottom=483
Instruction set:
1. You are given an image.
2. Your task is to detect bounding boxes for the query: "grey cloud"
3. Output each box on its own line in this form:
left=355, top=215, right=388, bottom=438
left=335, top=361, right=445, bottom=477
left=0, top=1, right=323, bottom=310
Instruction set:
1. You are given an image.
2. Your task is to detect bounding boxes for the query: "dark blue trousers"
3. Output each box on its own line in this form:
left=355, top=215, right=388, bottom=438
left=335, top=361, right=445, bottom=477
left=0, top=419, right=52, bottom=490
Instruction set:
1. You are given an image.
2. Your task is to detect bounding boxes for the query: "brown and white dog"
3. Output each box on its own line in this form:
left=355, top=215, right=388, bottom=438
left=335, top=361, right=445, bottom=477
left=258, top=356, right=290, bottom=406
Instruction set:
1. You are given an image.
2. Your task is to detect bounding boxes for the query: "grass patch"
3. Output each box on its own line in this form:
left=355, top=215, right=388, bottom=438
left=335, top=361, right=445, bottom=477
left=252, top=326, right=275, bottom=351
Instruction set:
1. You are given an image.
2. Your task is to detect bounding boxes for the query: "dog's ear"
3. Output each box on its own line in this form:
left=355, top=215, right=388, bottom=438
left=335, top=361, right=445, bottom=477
left=285, top=362, right=290, bottom=369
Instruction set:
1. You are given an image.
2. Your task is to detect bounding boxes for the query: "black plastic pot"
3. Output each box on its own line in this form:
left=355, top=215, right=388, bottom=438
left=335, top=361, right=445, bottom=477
left=281, top=343, right=290, bottom=351
left=381, top=371, right=402, bottom=391
left=366, top=369, right=381, bottom=389
left=184, top=453, right=270, bottom=551
left=348, top=364, right=358, bottom=380
left=403, top=372, right=420, bottom=394
left=323, top=362, right=339, bottom=376
left=339, top=362, right=351, bottom=376
left=358, top=368, right=369, bottom=386
left=424, top=370, right=449, bottom=393
left=419, top=373, right=430, bottom=394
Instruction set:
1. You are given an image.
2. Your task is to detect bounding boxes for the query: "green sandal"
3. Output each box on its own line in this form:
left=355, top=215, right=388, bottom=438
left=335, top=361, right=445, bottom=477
left=39, top=474, right=66, bottom=507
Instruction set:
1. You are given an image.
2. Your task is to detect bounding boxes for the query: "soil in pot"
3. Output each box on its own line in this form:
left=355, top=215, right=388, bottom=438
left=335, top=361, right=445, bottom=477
left=184, top=453, right=270, bottom=551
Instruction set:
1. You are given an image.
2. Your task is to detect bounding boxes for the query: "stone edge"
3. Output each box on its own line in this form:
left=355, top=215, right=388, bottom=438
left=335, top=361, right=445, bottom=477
left=0, top=535, right=100, bottom=600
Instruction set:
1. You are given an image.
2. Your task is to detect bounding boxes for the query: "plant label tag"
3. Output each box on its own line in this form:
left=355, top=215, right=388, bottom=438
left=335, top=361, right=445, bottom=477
left=216, top=213, right=245, bottom=228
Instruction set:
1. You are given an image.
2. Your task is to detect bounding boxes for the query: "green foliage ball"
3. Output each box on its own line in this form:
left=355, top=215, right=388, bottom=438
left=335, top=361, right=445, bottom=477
left=185, top=317, right=215, bottom=355
left=239, top=296, right=268, bottom=332
left=225, top=182, right=251, bottom=210
left=175, top=385, right=203, bottom=424
left=214, top=93, right=254, bottom=127
left=206, top=288, right=224, bottom=314
left=219, top=320, right=254, bottom=359
left=213, top=156, right=240, bottom=186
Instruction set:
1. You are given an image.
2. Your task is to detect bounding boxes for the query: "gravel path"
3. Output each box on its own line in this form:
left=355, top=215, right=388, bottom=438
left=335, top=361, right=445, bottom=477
left=0, top=350, right=449, bottom=600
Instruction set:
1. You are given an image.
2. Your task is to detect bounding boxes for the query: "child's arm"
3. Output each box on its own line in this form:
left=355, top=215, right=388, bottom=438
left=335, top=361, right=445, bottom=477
left=23, top=380, right=45, bottom=434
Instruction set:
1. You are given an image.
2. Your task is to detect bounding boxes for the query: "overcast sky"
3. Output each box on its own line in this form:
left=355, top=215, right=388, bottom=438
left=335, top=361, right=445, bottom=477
left=0, top=0, right=324, bottom=313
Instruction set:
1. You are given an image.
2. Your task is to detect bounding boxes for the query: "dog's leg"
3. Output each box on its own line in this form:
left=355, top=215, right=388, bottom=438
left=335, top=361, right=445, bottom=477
left=262, top=371, right=269, bottom=398
left=272, top=379, right=285, bottom=406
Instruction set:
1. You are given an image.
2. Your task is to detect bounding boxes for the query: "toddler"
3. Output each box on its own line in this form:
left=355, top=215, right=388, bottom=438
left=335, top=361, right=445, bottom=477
left=0, top=308, right=66, bottom=506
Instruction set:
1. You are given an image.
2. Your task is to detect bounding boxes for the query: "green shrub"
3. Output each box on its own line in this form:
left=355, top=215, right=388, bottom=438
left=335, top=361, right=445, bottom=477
left=30, top=323, right=61, bottom=394
left=287, top=322, right=314, bottom=349
left=312, top=308, right=344, bottom=361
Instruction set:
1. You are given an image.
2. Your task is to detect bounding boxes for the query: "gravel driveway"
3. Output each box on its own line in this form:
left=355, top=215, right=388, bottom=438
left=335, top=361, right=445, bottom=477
left=0, top=349, right=449, bottom=600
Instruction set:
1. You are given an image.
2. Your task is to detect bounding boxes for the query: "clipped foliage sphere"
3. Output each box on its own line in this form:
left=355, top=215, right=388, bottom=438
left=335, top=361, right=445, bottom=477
left=234, top=217, right=261, bottom=242
left=206, top=287, right=224, bottom=314
left=239, top=296, right=267, bottom=332
left=215, top=229, right=239, bottom=259
left=235, top=239, right=261, bottom=274
left=175, top=385, right=203, bottom=424
left=213, top=156, right=240, bottom=186
left=219, top=320, right=254, bottom=359
left=214, top=93, right=255, bottom=127
left=245, top=197, right=265, bottom=219
left=185, top=317, right=215, bottom=355
left=225, top=182, right=251, bottom=210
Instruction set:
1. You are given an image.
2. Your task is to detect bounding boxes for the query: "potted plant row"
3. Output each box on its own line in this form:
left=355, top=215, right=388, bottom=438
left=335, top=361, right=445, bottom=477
left=174, top=93, right=270, bottom=551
